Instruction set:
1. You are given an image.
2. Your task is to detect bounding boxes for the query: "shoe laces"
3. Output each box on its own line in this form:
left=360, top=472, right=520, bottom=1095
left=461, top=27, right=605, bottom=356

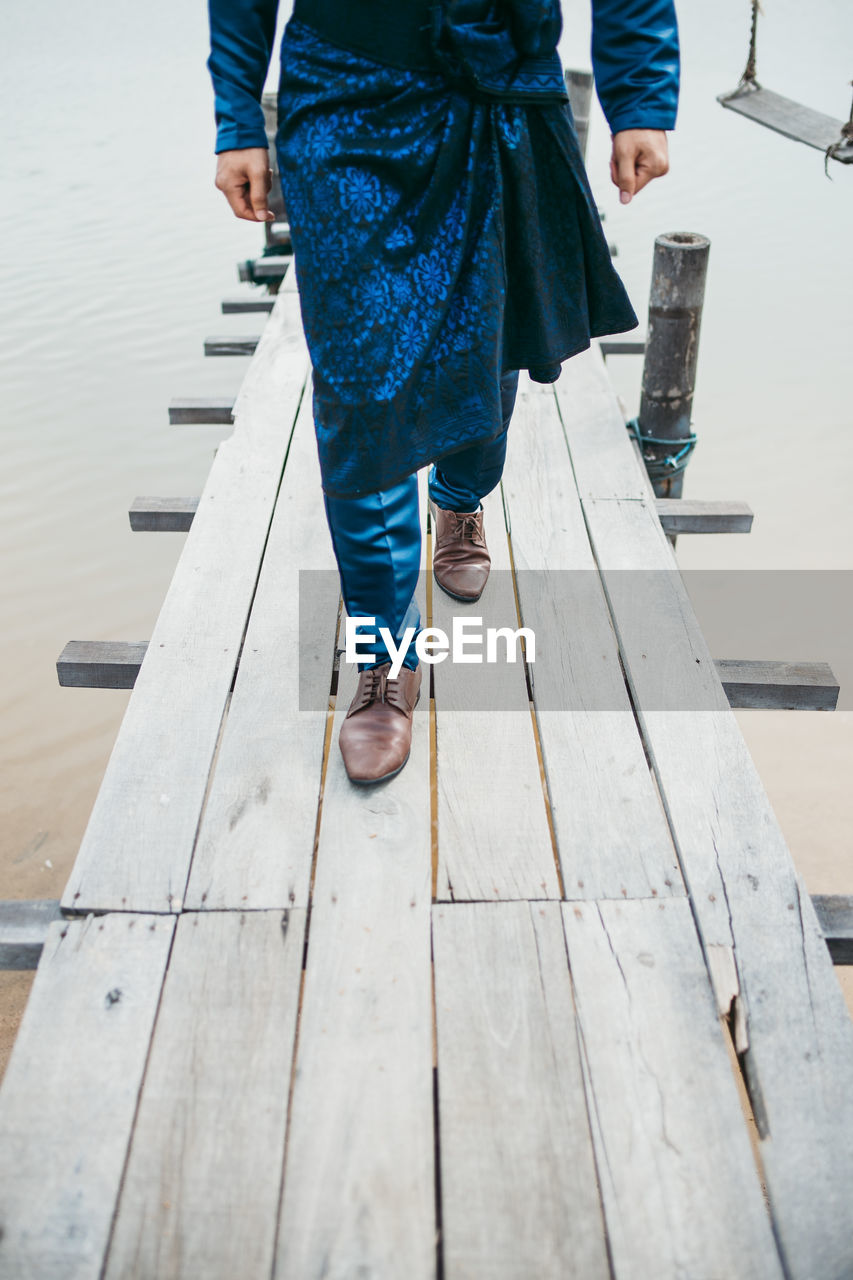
left=448, top=509, right=485, bottom=547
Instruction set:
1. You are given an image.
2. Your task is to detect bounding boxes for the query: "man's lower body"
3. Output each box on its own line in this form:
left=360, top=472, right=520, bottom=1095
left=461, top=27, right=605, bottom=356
left=323, top=371, right=519, bottom=784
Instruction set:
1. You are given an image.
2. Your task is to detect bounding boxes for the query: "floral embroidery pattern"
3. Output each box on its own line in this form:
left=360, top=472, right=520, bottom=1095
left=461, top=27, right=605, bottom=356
left=276, top=20, right=637, bottom=497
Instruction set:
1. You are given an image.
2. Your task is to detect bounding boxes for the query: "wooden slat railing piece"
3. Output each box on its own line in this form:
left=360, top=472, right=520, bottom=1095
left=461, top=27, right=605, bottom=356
left=103, top=910, right=305, bottom=1280
left=57, top=640, right=147, bottom=689
left=204, top=334, right=261, bottom=357
left=578, top=496, right=853, bottom=1280
left=718, top=86, right=853, bottom=162
left=432, top=484, right=559, bottom=901
left=433, top=901, right=610, bottom=1279
left=0, top=913, right=175, bottom=1278
left=600, top=338, right=647, bottom=356
left=128, top=497, right=199, bottom=532
left=655, top=498, right=754, bottom=534
left=221, top=294, right=275, bottom=315
left=717, top=659, right=839, bottom=711
left=184, top=390, right=338, bottom=911
left=274, top=562, right=434, bottom=1279
left=564, top=899, right=785, bottom=1279
left=168, top=396, right=234, bottom=425
left=0, top=899, right=63, bottom=969
left=812, top=895, right=853, bottom=966
left=554, top=344, right=654, bottom=501
left=61, top=290, right=310, bottom=915
left=502, top=378, right=682, bottom=899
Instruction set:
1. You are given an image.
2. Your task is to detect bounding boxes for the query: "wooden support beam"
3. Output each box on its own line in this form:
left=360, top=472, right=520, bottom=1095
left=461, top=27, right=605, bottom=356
left=55, top=638, right=839, bottom=712
left=655, top=498, right=754, bottom=534
left=56, top=640, right=148, bottom=689
left=0, top=899, right=64, bottom=969
left=204, top=335, right=261, bottom=357
left=129, top=497, right=199, bottom=532
left=168, top=396, right=234, bottom=425
left=3, top=894, right=851, bottom=970
left=811, top=896, right=853, bottom=965
left=221, top=296, right=275, bottom=315
left=717, top=659, right=839, bottom=711
left=237, top=256, right=292, bottom=284
left=600, top=338, right=647, bottom=356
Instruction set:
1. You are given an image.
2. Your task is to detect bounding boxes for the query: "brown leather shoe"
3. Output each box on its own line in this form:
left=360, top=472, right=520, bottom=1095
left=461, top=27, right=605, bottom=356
left=338, top=662, right=422, bottom=785
left=430, top=501, right=490, bottom=602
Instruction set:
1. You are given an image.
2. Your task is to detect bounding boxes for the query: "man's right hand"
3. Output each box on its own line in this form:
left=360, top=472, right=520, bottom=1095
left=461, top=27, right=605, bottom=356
left=215, top=148, right=275, bottom=222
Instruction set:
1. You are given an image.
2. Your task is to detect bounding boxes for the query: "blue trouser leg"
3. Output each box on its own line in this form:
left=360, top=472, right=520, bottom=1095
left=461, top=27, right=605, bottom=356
left=427, top=370, right=519, bottom=512
left=323, top=475, right=422, bottom=671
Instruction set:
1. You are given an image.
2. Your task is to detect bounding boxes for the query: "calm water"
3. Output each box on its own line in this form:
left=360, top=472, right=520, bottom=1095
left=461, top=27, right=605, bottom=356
left=1, top=0, right=851, bottom=1024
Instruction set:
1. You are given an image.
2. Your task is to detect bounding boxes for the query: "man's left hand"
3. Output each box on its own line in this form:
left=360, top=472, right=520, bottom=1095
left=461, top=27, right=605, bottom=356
left=610, top=130, right=670, bottom=204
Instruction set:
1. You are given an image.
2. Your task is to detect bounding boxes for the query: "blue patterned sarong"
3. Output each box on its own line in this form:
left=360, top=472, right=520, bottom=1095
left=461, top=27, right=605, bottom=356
left=275, top=19, right=639, bottom=496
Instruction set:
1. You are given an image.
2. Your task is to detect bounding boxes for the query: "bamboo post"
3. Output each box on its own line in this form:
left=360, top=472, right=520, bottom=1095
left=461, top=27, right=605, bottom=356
left=636, top=232, right=711, bottom=500
left=564, top=69, right=594, bottom=161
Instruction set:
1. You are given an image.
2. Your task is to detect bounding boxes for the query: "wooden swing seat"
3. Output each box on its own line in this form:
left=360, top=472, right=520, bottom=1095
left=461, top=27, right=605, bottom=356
left=718, top=82, right=853, bottom=162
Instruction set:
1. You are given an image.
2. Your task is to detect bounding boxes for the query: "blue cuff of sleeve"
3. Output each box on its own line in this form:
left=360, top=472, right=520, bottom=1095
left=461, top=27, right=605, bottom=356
left=215, top=126, right=270, bottom=154
left=607, top=110, right=677, bottom=134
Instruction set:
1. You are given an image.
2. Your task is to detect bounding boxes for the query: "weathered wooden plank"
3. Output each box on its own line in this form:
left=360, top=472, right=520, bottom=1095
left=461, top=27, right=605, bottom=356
left=0, top=913, right=175, bottom=1279
left=655, top=498, right=754, bottom=534
left=552, top=344, right=654, bottom=501
left=812, top=895, right=853, bottom=966
left=184, top=389, right=338, bottom=910
left=432, top=484, right=560, bottom=901
left=129, top=496, right=199, bottom=532
left=579, top=496, right=853, bottom=1279
left=502, top=377, right=682, bottom=900
left=563, top=899, right=784, bottom=1279
left=204, top=334, right=261, bottom=357
left=168, top=396, right=234, bottom=425
left=221, top=294, right=275, bottom=315
left=717, top=658, right=839, bottom=710
left=719, top=85, right=853, bottom=161
left=104, top=910, right=305, bottom=1280
left=433, top=901, right=610, bottom=1279
left=274, top=485, right=435, bottom=1280
left=61, top=290, right=310, bottom=914
left=57, top=639, right=147, bottom=689
left=0, top=899, right=63, bottom=969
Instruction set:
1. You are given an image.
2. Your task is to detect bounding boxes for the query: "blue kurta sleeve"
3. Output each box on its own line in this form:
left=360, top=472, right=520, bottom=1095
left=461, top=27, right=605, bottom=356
left=207, top=0, right=279, bottom=153
left=590, top=0, right=680, bottom=135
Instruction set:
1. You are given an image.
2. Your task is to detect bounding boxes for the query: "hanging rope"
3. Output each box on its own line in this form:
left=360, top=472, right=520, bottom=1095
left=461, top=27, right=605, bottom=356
left=625, top=419, right=698, bottom=481
left=740, top=0, right=762, bottom=89
left=825, top=82, right=853, bottom=175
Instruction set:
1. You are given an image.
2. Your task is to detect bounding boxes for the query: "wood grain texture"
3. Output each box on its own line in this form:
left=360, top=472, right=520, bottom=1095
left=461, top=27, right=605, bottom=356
left=433, top=901, right=610, bottom=1280
left=104, top=910, right=305, bottom=1280
left=61, top=290, right=310, bottom=914
left=502, top=377, right=682, bottom=900
left=184, top=390, right=338, bottom=910
left=563, top=898, right=785, bottom=1280
left=56, top=640, right=147, bottom=688
left=552, top=344, right=653, bottom=501
left=204, top=334, right=261, bottom=357
left=715, top=658, right=839, bottom=710
left=432, top=485, right=559, bottom=901
left=0, top=914, right=174, bottom=1279
left=275, top=490, right=435, bottom=1280
left=580, top=496, right=853, bottom=1279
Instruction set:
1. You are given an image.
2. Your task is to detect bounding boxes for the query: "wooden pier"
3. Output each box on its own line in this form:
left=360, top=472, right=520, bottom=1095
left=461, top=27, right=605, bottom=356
left=2, top=255, right=852, bottom=1278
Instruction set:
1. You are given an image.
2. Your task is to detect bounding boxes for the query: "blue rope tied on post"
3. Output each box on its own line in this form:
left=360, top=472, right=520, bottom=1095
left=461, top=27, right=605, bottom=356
left=626, top=417, right=697, bottom=480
